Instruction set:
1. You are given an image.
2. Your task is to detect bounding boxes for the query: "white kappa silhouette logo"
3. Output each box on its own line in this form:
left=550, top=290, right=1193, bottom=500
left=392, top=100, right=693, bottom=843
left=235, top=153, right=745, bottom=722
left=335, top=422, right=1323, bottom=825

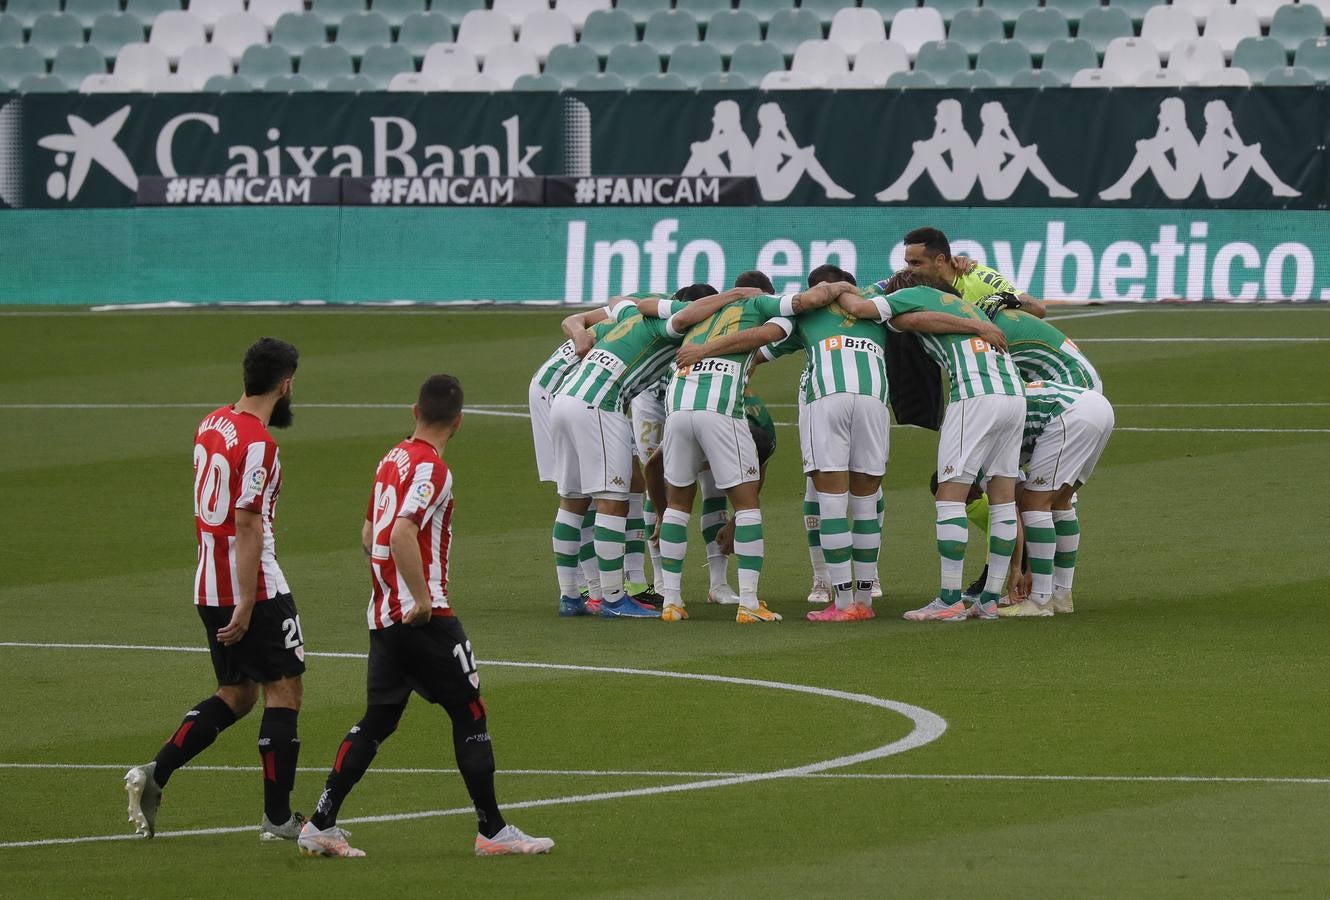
left=36, top=106, right=138, bottom=201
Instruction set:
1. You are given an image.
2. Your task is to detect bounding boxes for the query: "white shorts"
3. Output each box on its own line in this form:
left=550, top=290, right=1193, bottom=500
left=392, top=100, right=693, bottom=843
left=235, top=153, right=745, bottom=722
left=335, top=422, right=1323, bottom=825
left=662, top=409, right=760, bottom=491
left=529, top=379, right=556, bottom=482
left=937, top=394, right=1025, bottom=483
left=549, top=394, right=634, bottom=499
left=799, top=393, right=890, bottom=477
left=630, top=390, right=667, bottom=462
left=1023, top=391, right=1115, bottom=491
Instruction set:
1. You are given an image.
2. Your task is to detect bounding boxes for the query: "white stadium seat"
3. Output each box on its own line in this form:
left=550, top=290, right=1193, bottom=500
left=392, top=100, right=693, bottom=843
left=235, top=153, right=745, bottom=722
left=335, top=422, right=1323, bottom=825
left=456, top=9, right=515, bottom=54
left=853, top=39, right=910, bottom=84
left=889, top=7, right=946, bottom=59
left=114, top=42, right=171, bottom=88
left=389, top=71, right=443, bottom=90
left=177, top=42, right=234, bottom=86
left=421, top=43, right=479, bottom=85
left=249, top=0, right=303, bottom=30
left=1167, top=36, right=1225, bottom=80
left=1203, top=6, right=1261, bottom=56
left=517, top=10, right=575, bottom=60
left=790, top=39, right=849, bottom=85
left=827, top=7, right=887, bottom=56
left=823, top=70, right=878, bottom=87
left=554, top=0, right=610, bottom=29
left=1135, top=67, right=1186, bottom=85
left=1140, top=5, right=1199, bottom=59
left=144, top=73, right=196, bottom=91
left=1197, top=65, right=1252, bottom=84
left=446, top=71, right=500, bottom=89
left=760, top=69, right=816, bottom=88
left=149, top=10, right=208, bottom=63
left=1235, top=0, right=1285, bottom=26
left=188, top=0, right=244, bottom=31
left=1071, top=67, right=1122, bottom=86
left=1171, top=0, right=1231, bottom=24
left=80, top=73, right=132, bottom=92
left=491, top=0, right=548, bottom=29
left=1102, top=36, right=1161, bottom=78
left=210, top=12, right=269, bottom=61
left=481, top=44, right=539, bottom=88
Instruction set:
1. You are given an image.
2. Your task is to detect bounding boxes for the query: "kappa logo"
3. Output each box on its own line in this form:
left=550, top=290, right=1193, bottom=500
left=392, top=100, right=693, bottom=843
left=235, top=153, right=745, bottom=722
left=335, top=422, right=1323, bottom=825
left=1032, top=476, right=1048, bottom=485
left=611, top=475, right=626, bottom=487
left=746, top=466, right=757, bottom=476
left=943, top=465, right=955, bottom=476
left=37, top=106, right=138, bottom=201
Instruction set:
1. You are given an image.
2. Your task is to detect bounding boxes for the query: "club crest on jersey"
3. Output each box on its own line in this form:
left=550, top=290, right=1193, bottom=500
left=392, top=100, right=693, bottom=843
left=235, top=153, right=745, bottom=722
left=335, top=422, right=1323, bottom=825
left=413, top=481, right=435, bottom=505
left=248, top=467, right=268, bottom=493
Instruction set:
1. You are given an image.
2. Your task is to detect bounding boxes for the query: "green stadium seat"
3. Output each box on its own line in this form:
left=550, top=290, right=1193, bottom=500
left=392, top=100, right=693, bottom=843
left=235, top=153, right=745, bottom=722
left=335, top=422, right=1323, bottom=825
left=914, top=38, right=968, bottom=78
left=636, top=70, right=686, bottom=86
left=4, top=0, right=60, bottom=29
left=1043, top=0, right=1100, bottom=27
left=311, top=0, right=366, bottom=27
left=124, top=0, right=181, bottom=26
left=885, top=67, right=934, bottom=85
left=947, top=67, right=995, bottom=84
left=704, top=10, right=761, bottom=56
left=1231, top=36, right=1287, bottom=78
left=861, top=0, right=916, bottom=18
left=575, top=69, right=626, bottom=87
left=677, top=0, right=729, bottom=22
left=1294, top=36, right=1330, bottom=81
left=203, top=72, right=252, bottom=89
left=930, top=0, right=979, bottom=24
left=947, top=7, right=1003, bottom=54
left=89, top=14, right=144, bottom=59
left=370, top=0, right=425, bottom=27
left=299, top=42, right=353, bottom=84
left=980, top=0, right=1029, bottom=26
left=728, top=39, right=783, bottom=78
left=336, top=11, right=391, bottom=54
left=616, top=0, right=669, bottom=26
left=52, top=43, right=106, bottom=81
left=976, top=37, right=1031, bottom=82
left=397, top=12, right=453, bottom=57
left=359, top=42, right=413, bottom=84
left=1011, top=66, right=1062, bottom=84
left=667, top=39, right=722, bottom=84
left=1261, top=63, right=1315, bottom=83
left=0, top=46, right=45, bottom=82
left=1104, top=0, right=1152, bottom=24
left=1039, top=36, right=1096, bottom=79
left=265, top=72, right=316, bottom=89
left=799, top=0, right=847, bottom=27
left=1013, top=7, right=1070, bottom=57
left=1270, top=4, right=1326, bottom=53
left=1076, top=7, right=1134, bottom=54
left=605, top=39, right=659, bottom=78
left=272, top=12, right=328, bottom=54
left=699, top=70, right=749, bottom=86
left=512, top=71, right=561, bottom=87
left=0, top=15, right=22, bottom=47
left=736, top=0, right=793, bottom=26
left=19, top=72, right=68, bottom=90
left=579, top=8, right=635, bottom=56
left=28, top=14, right=85, bottom=60
left=544, top=41, right=599, bottom=83
left=642, top=9, right=699, bottom=53
left=64, top=0, right=118, bottom=29
left=431, top=0, right=484, bottom=20
left=238, top=42, right=293, bottom=79
left=765, top=8, right=821, bottom=56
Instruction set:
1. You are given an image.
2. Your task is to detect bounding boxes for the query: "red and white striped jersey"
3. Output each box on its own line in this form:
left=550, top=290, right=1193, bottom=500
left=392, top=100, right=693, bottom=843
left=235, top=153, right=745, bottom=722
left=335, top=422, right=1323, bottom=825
left=192, top=406, right=290, bottom=607
left=365, top=437, right=455, bottom=630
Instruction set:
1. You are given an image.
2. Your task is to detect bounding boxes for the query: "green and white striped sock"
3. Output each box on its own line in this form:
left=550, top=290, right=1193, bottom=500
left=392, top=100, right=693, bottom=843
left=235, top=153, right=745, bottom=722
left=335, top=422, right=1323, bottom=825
left=552, top=508, right=582, bottom=598
left=818, top=491, right=853, bottom=610
left=625, top=491, right=646, bottom=587
left=1022, top=509, right=1057, bottom=598
left=982, top=502, right=1018, bottom=604
left=733, top=508, right=764, bottom=608
left=850, top=493, right=880, bottom=607
left=700, top=492, right=729, bottom=590
left=935, top=500, right=968, bottom=605
left=579, top=506, right=601, bottom=599
left=643, top=495, right=663, bottom=592
left=594, top=511, right=627, bottom=601
left=1053, top=507, right=1080, bottom=593
left=658, top=508, right=690, bottom=606
left=803, top=478, right=826, bottom=584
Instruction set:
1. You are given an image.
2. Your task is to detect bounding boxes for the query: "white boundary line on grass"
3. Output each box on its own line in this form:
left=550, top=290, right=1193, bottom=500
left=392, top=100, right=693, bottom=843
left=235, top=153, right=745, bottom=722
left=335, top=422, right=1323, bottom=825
left=0, top=640, right=946, bottom=850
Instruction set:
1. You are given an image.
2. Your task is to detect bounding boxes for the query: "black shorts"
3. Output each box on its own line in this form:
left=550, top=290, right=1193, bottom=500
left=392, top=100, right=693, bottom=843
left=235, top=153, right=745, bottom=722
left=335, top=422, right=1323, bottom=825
left=366, top=615, right=481, bottom=709
left=749, top=422, right=776, bottom=468
left=198, top=593, right=306, bottom=686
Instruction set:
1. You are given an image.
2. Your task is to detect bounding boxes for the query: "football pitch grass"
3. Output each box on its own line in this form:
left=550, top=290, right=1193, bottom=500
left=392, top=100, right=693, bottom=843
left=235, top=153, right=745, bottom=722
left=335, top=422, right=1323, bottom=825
left=1, top=304, right=1327, bottom=898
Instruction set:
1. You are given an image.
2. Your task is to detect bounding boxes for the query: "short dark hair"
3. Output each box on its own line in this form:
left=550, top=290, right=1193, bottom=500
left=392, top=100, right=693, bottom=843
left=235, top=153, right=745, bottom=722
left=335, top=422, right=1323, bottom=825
left=882, top=268, right=959, bottom=296
left=417, top=374, right=463, bottom=426
left=807, top=265, right=856, bottom=288
left=242, top=337, right=298, bottom=396
left=733, top=270, right=775, bottom=294
left=672, top=283, right=717, bottom=301
left=903, top=227, right=951, bottom=260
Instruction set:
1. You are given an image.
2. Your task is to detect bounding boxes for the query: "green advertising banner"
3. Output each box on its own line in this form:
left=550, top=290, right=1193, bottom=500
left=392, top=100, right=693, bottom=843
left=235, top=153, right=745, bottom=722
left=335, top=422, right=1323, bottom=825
left=0, top=88, right=1325, bottom=210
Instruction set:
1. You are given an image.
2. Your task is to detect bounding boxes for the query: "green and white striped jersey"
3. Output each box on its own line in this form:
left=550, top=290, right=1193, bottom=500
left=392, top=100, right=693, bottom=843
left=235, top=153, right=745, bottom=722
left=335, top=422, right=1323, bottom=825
left=865, top=283, right=1024, bottom=403
left=555, top=296, right=687, bottom=413
left=1022, top=380, right=1090, bottom=453
left=993, top=309, right=1103, bottom=392
left=534, top=318, right=616, bottom=393
left=777, top=293, right=889, bottom=404
left=667, top=295, right=791, bottom=418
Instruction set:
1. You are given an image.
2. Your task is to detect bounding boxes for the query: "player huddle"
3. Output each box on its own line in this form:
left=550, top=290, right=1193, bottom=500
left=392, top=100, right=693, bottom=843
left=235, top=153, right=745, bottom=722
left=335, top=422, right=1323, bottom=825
left=530, top=227, right=1113, bottom=624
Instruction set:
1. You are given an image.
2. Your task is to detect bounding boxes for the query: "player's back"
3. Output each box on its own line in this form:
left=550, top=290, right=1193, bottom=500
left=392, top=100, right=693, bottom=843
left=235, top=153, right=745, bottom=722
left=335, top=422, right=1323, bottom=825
left=558, top=295, right=680, bottom=411
left=792, top=301, right=889, bottom=403
left=670, top=295, right=786, bottom=417
left=994, top=309, right=1102, bottom=391
left=1021, top=380, right=1090, bottom=449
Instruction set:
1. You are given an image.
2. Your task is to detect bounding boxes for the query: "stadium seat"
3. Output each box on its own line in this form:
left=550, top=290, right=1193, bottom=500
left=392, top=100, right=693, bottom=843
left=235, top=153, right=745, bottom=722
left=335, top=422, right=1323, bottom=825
left=1076, top=8, right=1134, bottom=55
left=824, top=69, right=877, bottom=86
left=1011, top=67, right=1063, bottom=85
left=860, top=0, right=913, bottom=15
left=432, top=0, right=484, bottom=20
left=491, top=0, right=546, bottom=29
left=1236, top=0, right=1286, bottom=26
left=667, top=40, right=722, bottom=85
left=1269, top=4, right=1327, bottom=52
left=577, top=9, right=635, bottom=56
left=299, top=43, right=353, bottom=85
left=1295, top=35, right=1330, bottom=80
left=617, top=0, right=669, bottom=26
left=210, top=12, right=267, bottom=61
left=0, top=46, right=45, bottom=83
left=1104, top=0, right=1153, bottom=24
left=574, top=70, right=627, bottom=87
left=947, top=7, right=1004, bottom=55
left=148, top=10, right=206, bottom=62
left=388, top=70, right=441, bottom=88
left=1260, top=63, right=1315, bottom=82
left=606, top=41, right=660, bottom=79
left=265, top=71, right=315, bottom=88
left=1040, top=36, right=1096, bottom=81
left=90, top=13, right=146, bottom=59
left=678, top=0, right=730, bottom=21
left=853, top=39, right=909, bottom=82
left=1172, top=0, right=1229, bottom=25
left=188, top=0, right=243, bottom=31
left=636, top=70, right=687, bottom=87
left=238, top=44, right=293, bottom=79
left=1204, top=6, right=1262, bottom=57
left=422, top=44, right=478, bottom=84
left=885, top=67, right=935, bottom=86
left=517, top=10, right=575, bottom=60
left=981, top=0, right=1032, bottom=26
left=698, top=70, right=750, bottom=86
left=1043, top=0, right=1100, bottom=26
left=4, top=0, right=59, bottom=30
left=948, top=67, right=997, bottom=85
left=1167, top=36, right=1224, bottom=80
left=931, top=0, right=981, bottom=23
left=976, top=38, right=1031, bottom=83
left=1013, top=8, right=1070, bottom=57
left=827, top=7, right=887, bottom=56
left=113, top=42, right=170, bottom=86
left=1102, top=36, right=1160, bottom=77
left=28, top=14, right=85, bottom=60
left=0, top=15, right=22, bottom=46
left=728, top=40, right=784, bottom=80
left=371, top=0, right=425, bottom=27
left=704, top=10, right=762, bottom=56
left=80, top=71, right=131, bottom=88
left=1136, top=66, right=1185, bottom=85
left=125, top=0, right=182, bottom=27
left=1196, top=65, right=1251, bottom=84
left=397, top=12, right=454, bottom=57
left=759, top=68, right=814, bottom=86
left=1140, top=5, right=1198, bottom=59
left=52, top=44, right=107, bottom=82
left=18, top=72, right=66, bottom=90
left=336, top=11, right=391, bottom=55
left=889, top=7, right=946, bottom=59
left=326, top=72, right=373, bottom=88
left=202, top=72, right=251, bottom=88
left=554, top=0, right=610, bottom=29
left=271, top=13, right=327, bottom=55
left=144, top=72, right=195, bottom=89
left=359, top=42, right=413, bottom=85
left=511, top=71, right=560, bottom=87
left=737, top=0, right=794, bottom=25
left=1231, top=35, right=1287, bottom=77
left=310, top=0, right=365, bottom=28
left=643, top=10, right=700, bottom=54
left=544, top=41, right=598, bottom=84
left=481, top=43, right=538, bottom=86
left=65, top=0, right=118, bottom=29
left=176, top=41, right=232, bottom=85
left=1071, top=66, right=1121, bottom=84
left=791, top=38, right=848, bottom=83
left=765, top=8, right=822, bottom=57
left=914, top=38, right=969, bottom=79
left=798, top=0, right=848, bottom=26
left=249, top=0, right=303, bottom=30
left=456, top=9, right=514, bottom=55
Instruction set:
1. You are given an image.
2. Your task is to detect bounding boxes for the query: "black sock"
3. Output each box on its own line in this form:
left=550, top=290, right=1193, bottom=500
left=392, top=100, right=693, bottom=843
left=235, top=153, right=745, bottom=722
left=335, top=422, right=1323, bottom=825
left=310, top=705, right=401, bottom=831
left=259, top=707, right=300, bottom=824
left=447, top=697, right=506, bottom=839
left=152, top=696, right=238, bottom=788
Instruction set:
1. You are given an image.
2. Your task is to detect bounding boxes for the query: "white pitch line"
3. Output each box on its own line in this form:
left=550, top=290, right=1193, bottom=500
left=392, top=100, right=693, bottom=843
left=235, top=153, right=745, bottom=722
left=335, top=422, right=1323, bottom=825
left=1044, top=309, right=1136, bottom=322
left=1114, top=426, right=1330, bottom=434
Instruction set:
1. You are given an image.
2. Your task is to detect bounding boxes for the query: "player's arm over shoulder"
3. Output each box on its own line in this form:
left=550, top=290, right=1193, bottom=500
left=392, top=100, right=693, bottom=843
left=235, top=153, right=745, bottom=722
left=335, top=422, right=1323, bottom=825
left=974, top=266, right=1046, bottom=319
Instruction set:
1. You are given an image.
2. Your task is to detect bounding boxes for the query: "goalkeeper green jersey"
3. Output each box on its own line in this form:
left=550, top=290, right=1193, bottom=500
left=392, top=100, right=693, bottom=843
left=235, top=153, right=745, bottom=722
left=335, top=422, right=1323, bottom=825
left=668, top=295, right=792, bottom=418
left=952, top=265, right=1018, bottom=305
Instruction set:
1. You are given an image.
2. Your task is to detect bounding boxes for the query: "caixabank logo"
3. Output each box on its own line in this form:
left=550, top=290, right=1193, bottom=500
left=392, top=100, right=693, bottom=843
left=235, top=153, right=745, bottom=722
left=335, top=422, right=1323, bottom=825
left=0, top=99, right=138, bottom=207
